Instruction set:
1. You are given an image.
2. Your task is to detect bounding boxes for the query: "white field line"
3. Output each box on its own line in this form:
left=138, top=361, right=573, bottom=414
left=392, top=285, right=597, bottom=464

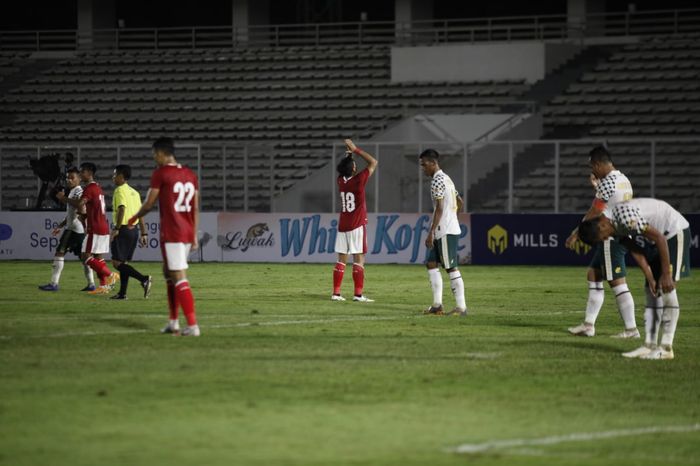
left=0, top=315, right=417, bottom=339
left=449, top=423, right=700, bottom=454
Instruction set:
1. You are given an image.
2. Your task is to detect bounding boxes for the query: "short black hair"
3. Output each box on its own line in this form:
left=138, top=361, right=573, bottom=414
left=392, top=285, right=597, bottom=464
left=153, top=136, right=175, bottom=155
left=419, top=148, right=440, bottom=162
left=589, top=145, right=612, bottom=164
left=337, top=155, right=354, bottom=177
left=114, top=164, right=132, bottom=180
left=66, top=167, right=80, bottom=176
left=578, top=218, right=603, bottom=246
left=79, top=162, right=97, bottom=175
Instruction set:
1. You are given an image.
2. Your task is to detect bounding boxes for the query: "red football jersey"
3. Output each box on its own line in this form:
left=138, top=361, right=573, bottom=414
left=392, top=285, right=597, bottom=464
left=150, top=164, right=199, bottom=243
left=81, top=182, right=109, bottom=235
left=337, top=168, right=370, bottom=232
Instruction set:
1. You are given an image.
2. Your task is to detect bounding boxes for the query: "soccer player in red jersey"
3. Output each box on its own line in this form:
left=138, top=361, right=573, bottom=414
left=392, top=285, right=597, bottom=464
left=56, top=162, right=119, bottom=294
left=128, top=137, right=201, bottom=337
left=331, top=139, right=378, bottom=302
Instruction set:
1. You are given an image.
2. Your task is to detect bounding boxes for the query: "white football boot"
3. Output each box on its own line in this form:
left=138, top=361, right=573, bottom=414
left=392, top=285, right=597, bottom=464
left=331, top=294, right=346, bottom=301
left=181, top=325, right=201, bottom=337
left=640, top=344, right=674, bottom=360
left=568, top=322, right=595, bottom=337
left=352, top=295, right=374, bottom=302
left=622, top=344, right=655, bottom=359
left=611, top=328, right=641, bottom=339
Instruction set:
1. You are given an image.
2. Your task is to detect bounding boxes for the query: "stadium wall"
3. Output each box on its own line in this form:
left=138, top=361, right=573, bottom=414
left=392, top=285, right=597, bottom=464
left=391, top=42, right=581, bottom=84
left=1, top=212, right=698, bottom=266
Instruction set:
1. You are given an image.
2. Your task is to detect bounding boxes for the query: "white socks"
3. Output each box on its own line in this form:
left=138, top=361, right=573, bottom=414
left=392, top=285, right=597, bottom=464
left=644, top=286, right=663, bottom=346
left=51, top=257, right=65, bottom=285
left=449, top=270, right=466, bottom=310
left=428, top=268, right=443, bottom=307
left=660, top=288, right=680, bottom=347
left=612, top=283, right=636, bottom=330
left=584, top=281, right=604, bottom=324
left=84, top=264, right=95, bottom=286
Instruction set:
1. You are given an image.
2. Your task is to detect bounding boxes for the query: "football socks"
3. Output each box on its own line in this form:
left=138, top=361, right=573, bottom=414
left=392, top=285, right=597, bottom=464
left=584, top=281, right=605, bottom=325
left=449, top=270, right=466, bottom=310
left=660, top=288, right=680, bottom=347
left=50, top=257, right=64, bottom=285
left=352, top=263, right=364, bottom=297
left=333, top=262, right=345, bottom=295
left=612, top=283, right=636, bottom=330
left=175, top=279, right=197, bottom=326
left=428, top=268, right=443, bottom=307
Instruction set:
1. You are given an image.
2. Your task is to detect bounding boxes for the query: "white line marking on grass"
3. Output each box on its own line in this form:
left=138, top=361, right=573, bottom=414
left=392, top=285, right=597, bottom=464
left=448, top=424, right=700, bottom=454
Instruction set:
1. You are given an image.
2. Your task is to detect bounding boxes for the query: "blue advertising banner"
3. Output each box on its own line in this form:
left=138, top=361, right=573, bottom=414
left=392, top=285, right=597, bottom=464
left=471, top=213, right=700, bottom=266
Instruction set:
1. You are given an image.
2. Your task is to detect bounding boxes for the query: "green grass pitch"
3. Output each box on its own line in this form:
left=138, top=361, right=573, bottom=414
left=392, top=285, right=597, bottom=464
left=1, top=261, right=699, bottom=466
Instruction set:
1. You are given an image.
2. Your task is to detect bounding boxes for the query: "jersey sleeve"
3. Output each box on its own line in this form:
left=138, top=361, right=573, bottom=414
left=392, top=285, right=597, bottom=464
left=613, top=204, right=649, bottom=236
left=595, top=175, right=616, bottom=202
left=357, top=168, right=370, bottom=187
left=113, top=186, right=126, bottom=207
left=431, top=176, right=446, bottom=200
left=150, top=169, right=163, bottom=190
left=80, top=184, right=92, bottom=201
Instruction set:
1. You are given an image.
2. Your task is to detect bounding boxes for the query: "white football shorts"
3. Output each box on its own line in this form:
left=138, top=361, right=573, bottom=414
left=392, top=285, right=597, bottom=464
left=163, top=242, right=192, bottom=271
left=82, top=233, right=110, bottom=255
left=334, top=225, right=367, bottom=255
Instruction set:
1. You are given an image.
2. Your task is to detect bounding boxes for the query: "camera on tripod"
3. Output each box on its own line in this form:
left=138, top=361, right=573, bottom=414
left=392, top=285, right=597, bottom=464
left=28, top=152, right=76, bottom=209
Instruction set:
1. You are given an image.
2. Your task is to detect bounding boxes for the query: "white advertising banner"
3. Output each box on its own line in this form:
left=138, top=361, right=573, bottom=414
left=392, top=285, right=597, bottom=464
left=217, top=213, right=471, bottom=264
left=0, top=211, right=219, bottom=262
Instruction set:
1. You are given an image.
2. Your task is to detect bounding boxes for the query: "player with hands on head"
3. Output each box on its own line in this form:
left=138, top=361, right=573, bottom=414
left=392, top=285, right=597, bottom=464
left=331, top=138, right=377, bottom=303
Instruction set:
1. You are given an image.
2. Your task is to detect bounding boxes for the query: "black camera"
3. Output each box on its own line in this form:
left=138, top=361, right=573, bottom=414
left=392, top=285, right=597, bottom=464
left=28, top=152, right=75, bottom=209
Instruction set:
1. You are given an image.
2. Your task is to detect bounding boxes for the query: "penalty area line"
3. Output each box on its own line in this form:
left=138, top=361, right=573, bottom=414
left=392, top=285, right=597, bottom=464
left=448, top=423, right=700, bottom=454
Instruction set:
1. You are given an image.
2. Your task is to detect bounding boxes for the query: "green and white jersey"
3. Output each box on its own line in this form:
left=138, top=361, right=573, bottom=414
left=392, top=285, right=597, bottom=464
left=612, top=198, right=689, bottom=239
left=595, top=170, right=633, bottom=219
left=66, top=185, right=85, bottom=234
left=430, top=169, right=461, bottom=240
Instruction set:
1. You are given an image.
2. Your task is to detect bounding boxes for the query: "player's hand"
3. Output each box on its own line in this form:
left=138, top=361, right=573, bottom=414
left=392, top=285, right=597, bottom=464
left=191, top=236, right=199, bottom=252
left=647, top=278, right=658, bottom=297
left=139, top=235, right=147, bottom=247
left=51, top=227, right=61, bottom=236
left=344, top=139, right=356, bottom=153
left=565, top=232, right=579, bottom=249
left=659, top=272, right=675, bottom=294
left=55, top=191, right=65, bottom=201
left=425, top=231, right=434, bottom=249
left=127, top=215, right=137, bottom=226
left=110, top=229, right=119, bottom=241
left=589, top=173, right=599, bottom=189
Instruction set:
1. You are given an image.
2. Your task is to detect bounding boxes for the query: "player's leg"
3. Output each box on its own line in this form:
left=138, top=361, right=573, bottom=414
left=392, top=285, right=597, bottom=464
left=165, top=242, right=199, bottom=337
left=424, top=240, right=443, bottom=315
left=350, top=226, right=372, bottom=302
left=112, top=228, right=146, bottom=299
left=569, top=243, right=605, bottom=336
left=607, top=239, right=639, bottom=338
left=161, top=257, right=180, bottom=334
left=84, top=234, right=116, bottom=291
left=643, top=229, right=689, bottom=360
left=332, top=230, right=349, bottom=300
left=72, top=232, right=95, bottom=291
left=39, top=231, right=70, bottom=291
left=441, top=235, right=466, bottom=316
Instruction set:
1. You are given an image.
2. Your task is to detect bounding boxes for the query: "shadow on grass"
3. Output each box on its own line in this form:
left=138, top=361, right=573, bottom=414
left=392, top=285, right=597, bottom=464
left=87, top=317, right=151, bottom=331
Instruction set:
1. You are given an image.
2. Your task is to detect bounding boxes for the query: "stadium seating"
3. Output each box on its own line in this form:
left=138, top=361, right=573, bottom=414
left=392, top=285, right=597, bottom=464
left=476, top=34, right=700, bottom=213
left=0, top=45, right=526, bottom=211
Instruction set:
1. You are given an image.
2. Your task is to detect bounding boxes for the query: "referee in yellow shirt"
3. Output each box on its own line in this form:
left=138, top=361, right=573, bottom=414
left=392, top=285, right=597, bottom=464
left=109, top=165, right=152, bottom=300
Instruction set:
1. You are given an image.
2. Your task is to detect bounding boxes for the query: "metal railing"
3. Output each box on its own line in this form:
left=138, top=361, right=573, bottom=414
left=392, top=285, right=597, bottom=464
left=2, top=138, right=699, bottom=214
left=1, top=8, right=700, bottom=52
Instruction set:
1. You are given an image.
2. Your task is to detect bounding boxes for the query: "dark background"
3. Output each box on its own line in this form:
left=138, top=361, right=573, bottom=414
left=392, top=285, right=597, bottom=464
left=1, top=0, right=698, bottom=30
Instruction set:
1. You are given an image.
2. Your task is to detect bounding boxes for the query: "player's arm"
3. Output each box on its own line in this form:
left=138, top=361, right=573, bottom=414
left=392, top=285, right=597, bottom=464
left=425, top=198, right=443, bottom=249
left=566, top=198, right=606, bottom=249
left=643, top=226, right=674, bottom=293
left=52, top=219, right=66, bottom=236
left=192, top=190, right=200, bottom=251
left=619, top=237, right=657, bottom=295
left=56, top=191, right=86, bottom=210
left=111, top=205, right=125, bottom=240
left=456, top=193, right=464, bottom=212
left=344, top=139, right=378, bottom=176
left=128, top=188, right=159, bottom=225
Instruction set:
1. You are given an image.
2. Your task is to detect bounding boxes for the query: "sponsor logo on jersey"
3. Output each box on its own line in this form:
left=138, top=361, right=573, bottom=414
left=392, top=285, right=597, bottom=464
left=488, top=224, right=508, bottom=255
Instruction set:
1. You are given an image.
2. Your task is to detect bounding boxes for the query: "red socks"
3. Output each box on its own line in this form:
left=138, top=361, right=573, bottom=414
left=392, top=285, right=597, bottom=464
left=166, top=279, right=178, bottom=320
left=175, top=280, right=197, bottom=326
left=352, top=264, right=364, bottom=297
left=333, top=262, right=345, bottom=295
left=85, top=257, right=111, bottom=285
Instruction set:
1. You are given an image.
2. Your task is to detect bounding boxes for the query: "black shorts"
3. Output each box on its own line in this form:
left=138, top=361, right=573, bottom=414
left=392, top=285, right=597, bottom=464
left=111, top=226, right=139, bottom=262
left=57, top=229, right=85, bottom=257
